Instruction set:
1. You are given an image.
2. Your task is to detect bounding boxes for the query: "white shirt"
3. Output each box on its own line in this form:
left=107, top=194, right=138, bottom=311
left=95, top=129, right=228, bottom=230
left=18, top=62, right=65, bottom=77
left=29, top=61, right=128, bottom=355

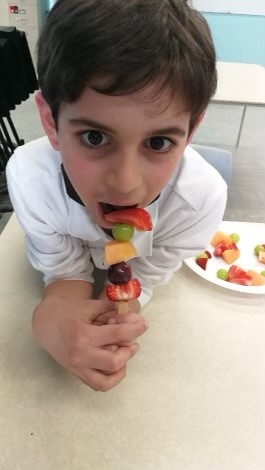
left=6, top=137, right=227, bottom=306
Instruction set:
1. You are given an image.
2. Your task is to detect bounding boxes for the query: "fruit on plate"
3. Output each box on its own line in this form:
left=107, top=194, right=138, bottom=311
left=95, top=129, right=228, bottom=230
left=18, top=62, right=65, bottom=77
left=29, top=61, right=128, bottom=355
left=195, top=257, right=208, bottom=270
left=211, top=230, right=241, bottom=264
left=105, top=207, right=153, bottom=231
left=211, top=231, right=233, bottom=247
left=105, top=240, right=137, bottom=265
left=229, top=233, right=240, bottom=243
left=227, top=265, right=253, bottom=286
left=195, top=251, right=212, bottom=270
left=216, top=268, right=229, bottom=281
left=259, top=252, right=265, bottom=264
left=246, top=270, right=265, bottom=286
left=221, top=248, right=240, bottom=264
left=213, top=241, right=240, bottom=264
left=253, top=244, right=265, bottom=264
left=254, top=244, right=265, bottom=256
left=106, top=278, right=141, bottom=301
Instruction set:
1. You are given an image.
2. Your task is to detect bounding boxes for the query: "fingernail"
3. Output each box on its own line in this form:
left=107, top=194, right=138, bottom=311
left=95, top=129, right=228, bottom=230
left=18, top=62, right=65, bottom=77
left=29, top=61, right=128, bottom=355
left=108, top=318, right=116, bottom=324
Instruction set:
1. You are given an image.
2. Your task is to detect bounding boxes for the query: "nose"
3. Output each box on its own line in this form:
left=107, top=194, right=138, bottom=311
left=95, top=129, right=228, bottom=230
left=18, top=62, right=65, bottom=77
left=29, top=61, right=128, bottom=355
left=105, top=149, right=143, bottom=194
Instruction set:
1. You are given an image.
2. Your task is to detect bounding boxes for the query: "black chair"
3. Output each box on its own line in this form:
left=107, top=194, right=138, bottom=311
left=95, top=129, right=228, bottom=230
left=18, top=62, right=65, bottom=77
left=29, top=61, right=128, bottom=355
left=0, top=26, right=38, bottom=213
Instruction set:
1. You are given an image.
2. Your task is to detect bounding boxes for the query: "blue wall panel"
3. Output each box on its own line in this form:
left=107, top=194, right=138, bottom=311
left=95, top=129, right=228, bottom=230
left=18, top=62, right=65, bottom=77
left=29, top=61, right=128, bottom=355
left=203, top=13, right=265, bottom=66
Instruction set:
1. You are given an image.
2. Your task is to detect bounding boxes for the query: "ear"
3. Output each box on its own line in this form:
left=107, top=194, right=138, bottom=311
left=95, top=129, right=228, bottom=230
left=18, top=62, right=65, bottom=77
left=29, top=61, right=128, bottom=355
left=187, top=110, right=206, bottom=145
left=35, top=91, right=59, bottom=150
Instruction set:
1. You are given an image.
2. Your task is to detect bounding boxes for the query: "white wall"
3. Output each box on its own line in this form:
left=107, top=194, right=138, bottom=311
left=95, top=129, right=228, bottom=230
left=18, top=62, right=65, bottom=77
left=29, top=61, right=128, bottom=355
left=0, top=0, right=9, bottom=25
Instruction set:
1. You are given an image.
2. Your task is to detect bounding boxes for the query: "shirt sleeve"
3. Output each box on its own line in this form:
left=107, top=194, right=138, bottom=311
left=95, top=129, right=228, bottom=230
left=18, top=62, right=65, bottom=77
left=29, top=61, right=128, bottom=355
left=6, top=159, right=94, bottom=286
left=129, top=183, right=227, bottom=307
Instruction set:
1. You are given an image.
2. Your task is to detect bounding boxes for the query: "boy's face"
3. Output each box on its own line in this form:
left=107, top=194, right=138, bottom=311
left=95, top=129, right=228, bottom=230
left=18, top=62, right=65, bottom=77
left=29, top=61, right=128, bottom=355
left=36, top=84, right=202, bottom=229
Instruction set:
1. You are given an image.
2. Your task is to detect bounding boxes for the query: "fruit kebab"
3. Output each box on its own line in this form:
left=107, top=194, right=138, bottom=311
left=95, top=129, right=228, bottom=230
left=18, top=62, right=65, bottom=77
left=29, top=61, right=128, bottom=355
left=104, top=208, right=153, bottom=314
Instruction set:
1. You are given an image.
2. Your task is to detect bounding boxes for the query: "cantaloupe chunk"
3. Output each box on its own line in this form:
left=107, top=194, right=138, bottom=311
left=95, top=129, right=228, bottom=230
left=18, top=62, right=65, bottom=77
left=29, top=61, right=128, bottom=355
left=105, top=240, right=137, bottom=265
left=258, top=252, right=265, bottom=264
left=211, top=230, right=232, bottom=247
left=222, top=248, right=240, bottom=264
left=247, top=270, right=265, bottom=286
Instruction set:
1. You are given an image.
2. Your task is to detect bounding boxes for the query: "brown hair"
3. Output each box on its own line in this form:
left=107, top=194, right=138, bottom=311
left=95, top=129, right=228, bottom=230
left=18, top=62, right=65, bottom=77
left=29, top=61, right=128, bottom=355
left=37, top=0, right=216, bottom=131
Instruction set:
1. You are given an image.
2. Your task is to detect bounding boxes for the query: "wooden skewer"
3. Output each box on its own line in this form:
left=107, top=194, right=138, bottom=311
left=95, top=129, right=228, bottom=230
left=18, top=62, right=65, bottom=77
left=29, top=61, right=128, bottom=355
left=118, top=301, right=129, bottom=314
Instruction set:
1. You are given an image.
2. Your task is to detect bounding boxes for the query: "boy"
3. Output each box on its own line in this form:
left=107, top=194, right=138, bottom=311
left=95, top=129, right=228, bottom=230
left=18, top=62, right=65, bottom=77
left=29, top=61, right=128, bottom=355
left=6, top=0, right=227, bottom=391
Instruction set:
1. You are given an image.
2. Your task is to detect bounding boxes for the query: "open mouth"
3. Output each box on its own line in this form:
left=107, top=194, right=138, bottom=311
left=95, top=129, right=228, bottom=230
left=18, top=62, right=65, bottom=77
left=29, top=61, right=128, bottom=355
left=100, top=203, right=138, bottom=215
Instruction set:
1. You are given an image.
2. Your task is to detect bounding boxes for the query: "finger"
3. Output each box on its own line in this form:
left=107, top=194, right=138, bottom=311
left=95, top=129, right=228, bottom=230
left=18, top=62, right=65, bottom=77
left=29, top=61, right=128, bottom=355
left=80, top=366, right=127, bottom=392
left=93, top=310, right=118, bottom=326
left=91, top=318, right=148, bottom=347
left=95, top=311, right=142, bottom=326
left=108, top=312, right=142, bottom=324
left=83, top=344, right=139, bottom=372
left=108, top=314, right=142, bottom=346
left=102, top=344, right=139, bottom=375
left=81, top=300, right=116, bottom=323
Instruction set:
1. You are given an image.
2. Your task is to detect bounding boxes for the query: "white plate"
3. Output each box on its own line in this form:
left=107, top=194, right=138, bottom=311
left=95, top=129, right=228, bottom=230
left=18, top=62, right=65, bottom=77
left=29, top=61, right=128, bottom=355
left=184, top=221, right=265, bottom=294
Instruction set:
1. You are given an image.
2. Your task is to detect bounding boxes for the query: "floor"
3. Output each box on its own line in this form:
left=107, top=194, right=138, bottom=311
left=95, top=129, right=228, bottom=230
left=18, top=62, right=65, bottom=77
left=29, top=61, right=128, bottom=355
left=0, top=95, right=265, bottom=234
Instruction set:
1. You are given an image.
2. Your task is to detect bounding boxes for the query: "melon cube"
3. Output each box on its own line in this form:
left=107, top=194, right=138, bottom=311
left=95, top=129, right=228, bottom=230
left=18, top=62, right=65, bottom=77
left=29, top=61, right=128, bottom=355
left=211, top=231, right=233, bottom=248
left=105, top=240, right=137, bottom=265
left=246, top=270, right=265, bottom=286
left=258, top=251, right=265, bottom=264
left=222, top=248, right=240, bottom=264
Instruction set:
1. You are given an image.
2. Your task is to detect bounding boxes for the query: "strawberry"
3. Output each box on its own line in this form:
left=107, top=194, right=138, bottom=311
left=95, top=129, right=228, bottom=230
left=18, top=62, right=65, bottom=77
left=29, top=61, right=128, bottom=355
left=105, top=208, right=153, bottom=231
left=106, top=278, right=141, bottom=301
left=205, top=250, right=212, bottom=259
left=195, top=257, right=208, bottom=270
left=227, top=265, right=253, bottom=286
left=214, top=242, right=238, bottom=256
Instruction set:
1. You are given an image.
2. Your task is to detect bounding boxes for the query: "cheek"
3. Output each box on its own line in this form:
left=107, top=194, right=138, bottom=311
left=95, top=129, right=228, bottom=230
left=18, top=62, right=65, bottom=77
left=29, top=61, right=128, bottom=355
left=148, top=152, right=183, bottom=189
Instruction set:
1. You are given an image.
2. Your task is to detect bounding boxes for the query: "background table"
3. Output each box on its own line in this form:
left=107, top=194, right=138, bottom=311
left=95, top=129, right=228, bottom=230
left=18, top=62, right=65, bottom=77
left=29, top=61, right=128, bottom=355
left=213, top=62, right=265, bottom=146
left=0, top=215, right=265, bottom=470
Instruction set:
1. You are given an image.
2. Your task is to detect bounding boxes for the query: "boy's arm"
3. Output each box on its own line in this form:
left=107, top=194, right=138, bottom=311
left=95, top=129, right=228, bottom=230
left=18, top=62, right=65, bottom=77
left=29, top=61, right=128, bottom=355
left=6, top=160, right=148, bottom=391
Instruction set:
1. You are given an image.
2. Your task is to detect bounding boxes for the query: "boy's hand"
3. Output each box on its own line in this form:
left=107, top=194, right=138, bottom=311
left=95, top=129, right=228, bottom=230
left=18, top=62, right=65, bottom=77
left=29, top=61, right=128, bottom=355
left=32, top=297, right=148, bottom=392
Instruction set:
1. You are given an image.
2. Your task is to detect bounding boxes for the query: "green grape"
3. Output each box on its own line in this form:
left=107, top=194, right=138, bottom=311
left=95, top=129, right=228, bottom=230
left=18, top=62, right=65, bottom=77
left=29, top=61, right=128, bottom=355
left=195, top=252, right=208, bottom=259
left=216, top=268, right=229, bottom=281
left=112, top=223, right=134, bottom=242
left=254, top=244, right=265, bottom=256
left=229, top=232, right=240, bottom=243
left=261, top=271, right=265, bottom=277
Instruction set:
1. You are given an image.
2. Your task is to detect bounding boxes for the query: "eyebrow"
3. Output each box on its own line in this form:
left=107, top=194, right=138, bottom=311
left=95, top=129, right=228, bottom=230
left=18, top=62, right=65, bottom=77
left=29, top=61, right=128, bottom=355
left=68, top=117, right=187, bottom=137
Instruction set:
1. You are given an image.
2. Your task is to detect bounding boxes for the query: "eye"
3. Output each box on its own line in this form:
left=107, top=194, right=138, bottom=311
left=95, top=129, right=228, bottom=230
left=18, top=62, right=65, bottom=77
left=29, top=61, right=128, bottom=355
left=81, top=130, right=109, bottom=147
left=145, top=136, right=175, bottom=152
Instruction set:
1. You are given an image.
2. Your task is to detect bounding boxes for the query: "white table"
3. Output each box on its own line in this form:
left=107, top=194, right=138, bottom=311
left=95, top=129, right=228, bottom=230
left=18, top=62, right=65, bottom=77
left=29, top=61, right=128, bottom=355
left=212, top=62, right=265, bottom=146
left=1, top=215, right=265, bottom=470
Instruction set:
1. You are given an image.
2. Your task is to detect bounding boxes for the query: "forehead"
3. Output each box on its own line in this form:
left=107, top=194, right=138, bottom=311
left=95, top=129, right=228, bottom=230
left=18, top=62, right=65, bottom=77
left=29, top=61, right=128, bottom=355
left=60, top=81, right=190, bottom=123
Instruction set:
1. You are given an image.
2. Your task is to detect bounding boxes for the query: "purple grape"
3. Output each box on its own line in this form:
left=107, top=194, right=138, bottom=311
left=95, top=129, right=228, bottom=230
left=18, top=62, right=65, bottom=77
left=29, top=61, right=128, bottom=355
left=107, top=262, right=132, bottom=285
